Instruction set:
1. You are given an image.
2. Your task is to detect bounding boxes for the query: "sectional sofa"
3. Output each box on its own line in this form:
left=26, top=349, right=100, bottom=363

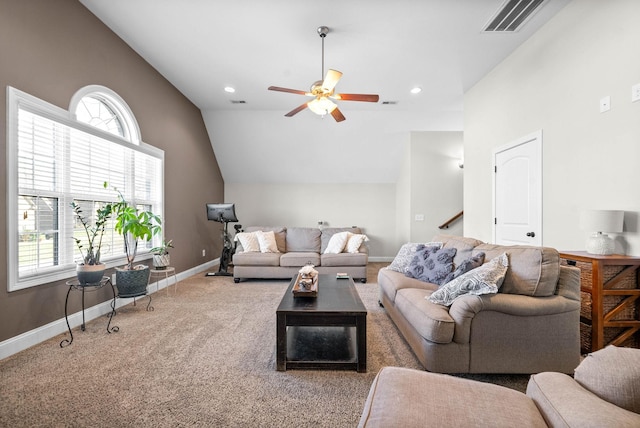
left=232, top=226, right=368, bottom=283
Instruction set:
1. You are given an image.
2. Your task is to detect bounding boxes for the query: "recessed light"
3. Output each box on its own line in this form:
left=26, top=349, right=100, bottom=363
left=224, top=86, right=236, bottom=93
left=410, top=87, right=422, bottom=94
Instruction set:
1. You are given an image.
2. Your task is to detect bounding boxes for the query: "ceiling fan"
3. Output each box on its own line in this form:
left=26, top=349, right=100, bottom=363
left=268, top=26, right=379, bottom=122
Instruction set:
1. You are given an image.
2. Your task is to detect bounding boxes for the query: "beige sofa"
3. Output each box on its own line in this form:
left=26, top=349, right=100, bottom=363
left=378, top=234, right=581, bottom=374
left=232, top=226, right=368, bottom=283
left=359, top=345, right=640, bottom=427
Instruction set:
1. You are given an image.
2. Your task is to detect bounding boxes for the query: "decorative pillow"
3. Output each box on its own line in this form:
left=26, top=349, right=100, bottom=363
left=574, top=345, right=640, bottom=413
left=387, top=242, right=442, bottom=273
left=256, top=230, right=279, bottom=253
left=405, top=245, right=456, bottom=285
left=345, top=234, right=368, bottom=253
left=324, top=231, right=350, bottom=254
left=235, top=232, right=260, bottom=253
left=428, top=252, right=509, bottom=306
left=442, top=252, right=486, bottom=285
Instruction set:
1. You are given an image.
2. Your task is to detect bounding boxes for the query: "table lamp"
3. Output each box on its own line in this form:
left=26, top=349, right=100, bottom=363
left=579, top=210, right=624, bottom=255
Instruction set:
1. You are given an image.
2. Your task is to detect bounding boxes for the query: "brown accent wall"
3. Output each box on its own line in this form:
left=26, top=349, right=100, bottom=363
left=0, top=0, right=224, bottom=342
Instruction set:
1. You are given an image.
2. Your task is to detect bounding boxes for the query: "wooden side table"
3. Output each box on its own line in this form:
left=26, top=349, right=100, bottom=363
left=148, top=266, right=178, bottom=296
left=559, top=251, right=640, bottom=352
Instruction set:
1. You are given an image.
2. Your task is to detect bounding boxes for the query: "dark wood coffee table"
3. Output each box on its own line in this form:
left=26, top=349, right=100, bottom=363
left=276, top=274, right=367, bottom=372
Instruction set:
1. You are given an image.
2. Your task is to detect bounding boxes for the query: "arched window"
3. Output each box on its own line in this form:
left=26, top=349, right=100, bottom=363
left=7, top=85, right=163, bottom=291
left=70, top=85, right=141, bottom=144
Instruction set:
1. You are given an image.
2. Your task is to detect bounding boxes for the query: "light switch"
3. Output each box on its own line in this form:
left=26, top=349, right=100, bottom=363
left=632, top=84, right=640, bottom=103
left=415, top=214, right=424, bottom=221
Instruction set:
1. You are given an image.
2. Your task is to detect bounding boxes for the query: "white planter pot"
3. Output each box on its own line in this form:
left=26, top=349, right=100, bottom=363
left=153, top=254, right=170, bottom=270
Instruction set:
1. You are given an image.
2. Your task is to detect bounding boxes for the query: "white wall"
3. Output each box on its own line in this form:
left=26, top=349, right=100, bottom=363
left=464, top=0, right=640, bottom=255
left=409, top=131, right=464, bottom=241
left=225, top=131, right=464, bottom=260
left=225, top=183, right=397, bottom=259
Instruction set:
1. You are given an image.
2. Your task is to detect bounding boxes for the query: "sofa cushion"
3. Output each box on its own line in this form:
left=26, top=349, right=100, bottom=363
left=235, top=232, right=260, bottom=252
left=244, top=226, right=287, bottom=253
left=428, top=252, right=508, bottom=306
left=324, top=231, right=351, bottom=254
left=378, top=268, right=438, bottom=304
left=387, top=242, right=442, bottom=274
left=474, top=244, right=559, bottom=297
left=442, top=252, right=486, bottom=284
left=432, top=234, right=484, bottom=267
left=405, top=245, right=456, bottom=285
left=574, top=345, right=640, bottom=414
left=396, top=288, right=454, bottom=344
left=360, top=367, right=547, bottom=428
left=321, top=227, right=361, bottom=253
left=321, top=252, right=368, bottom=267
left=285, top=227, right=321, bottom=253
left=279, top=252, right=321, bottom=268
left=232, top=252, right=281, bottom=267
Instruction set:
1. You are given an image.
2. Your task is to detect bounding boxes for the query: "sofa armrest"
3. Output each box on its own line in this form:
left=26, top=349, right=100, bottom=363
left=448, top=293, right=580, bottom=344
left=556, top=265, right=580, bottom=301
left=527, top=372, right=640, bottom=427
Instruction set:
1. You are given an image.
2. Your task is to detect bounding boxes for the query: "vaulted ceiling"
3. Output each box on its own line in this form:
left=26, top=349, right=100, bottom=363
left=80, top=0, right=570, bottom=184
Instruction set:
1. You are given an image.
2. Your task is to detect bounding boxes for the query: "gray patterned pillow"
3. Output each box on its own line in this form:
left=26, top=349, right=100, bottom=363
left=428, top=252, right=509, bottom=306
left=387, top=242, right=442, bottom=273
left=442, top=252, right=486, bottom=285
left=405, top=245, right=456, bottom=285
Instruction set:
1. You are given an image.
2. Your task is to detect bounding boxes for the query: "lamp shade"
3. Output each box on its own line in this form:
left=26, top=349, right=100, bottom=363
left=579, top=210, right=624, bottom=233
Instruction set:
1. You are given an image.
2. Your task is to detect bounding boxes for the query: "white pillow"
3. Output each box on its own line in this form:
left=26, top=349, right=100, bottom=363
left=427, top=252, right=509, bottom=306
left=345, top=234, right=369, bottom=253
left=387, top=242, right=442, bottom=273
left=256, top=230, right=279, bottom=253
left=324, top=231, right=351, bottom=254
left=235, top=232, right=260, bottom=252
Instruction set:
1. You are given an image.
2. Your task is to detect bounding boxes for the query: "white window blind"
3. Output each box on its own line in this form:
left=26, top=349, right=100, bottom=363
left=7, top=87, right=164, bottom=291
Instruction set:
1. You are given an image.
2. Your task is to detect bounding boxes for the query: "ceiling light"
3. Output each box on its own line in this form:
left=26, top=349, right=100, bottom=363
left=224, top=86, right=235, bottom=93
left=307, top=97, right=337, bottom=116
left=410, top=87, right=422, bottom=94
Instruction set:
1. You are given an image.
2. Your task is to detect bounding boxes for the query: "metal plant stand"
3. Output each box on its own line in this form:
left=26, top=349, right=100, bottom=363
left=60, top=276, right=119, bottom=348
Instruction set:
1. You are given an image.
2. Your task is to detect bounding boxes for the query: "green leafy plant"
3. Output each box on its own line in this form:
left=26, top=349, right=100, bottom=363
left=111, top=185, right=162, bottom=270
left=150, top=239, right=173, bottom=255
left=70, top=197, right=113, bottom=265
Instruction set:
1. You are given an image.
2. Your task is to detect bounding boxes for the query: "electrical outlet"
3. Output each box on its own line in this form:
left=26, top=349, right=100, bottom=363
left=632, top=83, right=640, bottom=103
left=202, top=249, right=206, bottom=257
left=599, top=95, right=611, bottom=112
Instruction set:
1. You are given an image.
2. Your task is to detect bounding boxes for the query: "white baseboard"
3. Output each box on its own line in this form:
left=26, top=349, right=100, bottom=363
left=368, top=256, right=393, bottom=262
left=0, top=259, right=220, bottom=361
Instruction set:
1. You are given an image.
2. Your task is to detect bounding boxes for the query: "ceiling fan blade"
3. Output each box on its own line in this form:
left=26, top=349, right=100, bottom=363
left=333, top=93, right=380, bottom=102
left=322, top=69, right=343, bottom=92
left=268, top=86, right=309, bottom=96
left=284, top=102, right=309, bottom=117
left=330, top=107, right=346, bottom=122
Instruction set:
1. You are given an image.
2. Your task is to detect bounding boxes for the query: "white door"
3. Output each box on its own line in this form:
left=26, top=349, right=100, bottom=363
left=493, top=131, right=542, bottom=246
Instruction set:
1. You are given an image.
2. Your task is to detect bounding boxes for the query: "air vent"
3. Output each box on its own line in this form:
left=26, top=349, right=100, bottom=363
left=230, top=100, right=246, bottom=104
left=484, top=0, right=545, bottom=32
left=381, top=101, right=398, bottom=105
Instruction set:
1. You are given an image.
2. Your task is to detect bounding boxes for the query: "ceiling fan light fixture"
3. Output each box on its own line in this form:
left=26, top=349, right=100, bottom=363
left=308, top=97, right=337, bottom=116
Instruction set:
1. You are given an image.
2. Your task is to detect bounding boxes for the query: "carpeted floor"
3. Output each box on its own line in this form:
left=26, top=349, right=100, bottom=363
left=0, top=265, right=529, bottom=427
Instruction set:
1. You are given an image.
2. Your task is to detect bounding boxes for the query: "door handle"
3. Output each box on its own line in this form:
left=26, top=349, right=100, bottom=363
left=526, top=232, right=535, bottom=237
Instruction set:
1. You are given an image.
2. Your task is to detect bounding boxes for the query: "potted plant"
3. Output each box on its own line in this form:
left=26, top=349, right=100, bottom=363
left=150, top=239, right=173, bottom=270
left=111, top=186, right=162, bottom=298
left=71, top=199, right=113, bottom=285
